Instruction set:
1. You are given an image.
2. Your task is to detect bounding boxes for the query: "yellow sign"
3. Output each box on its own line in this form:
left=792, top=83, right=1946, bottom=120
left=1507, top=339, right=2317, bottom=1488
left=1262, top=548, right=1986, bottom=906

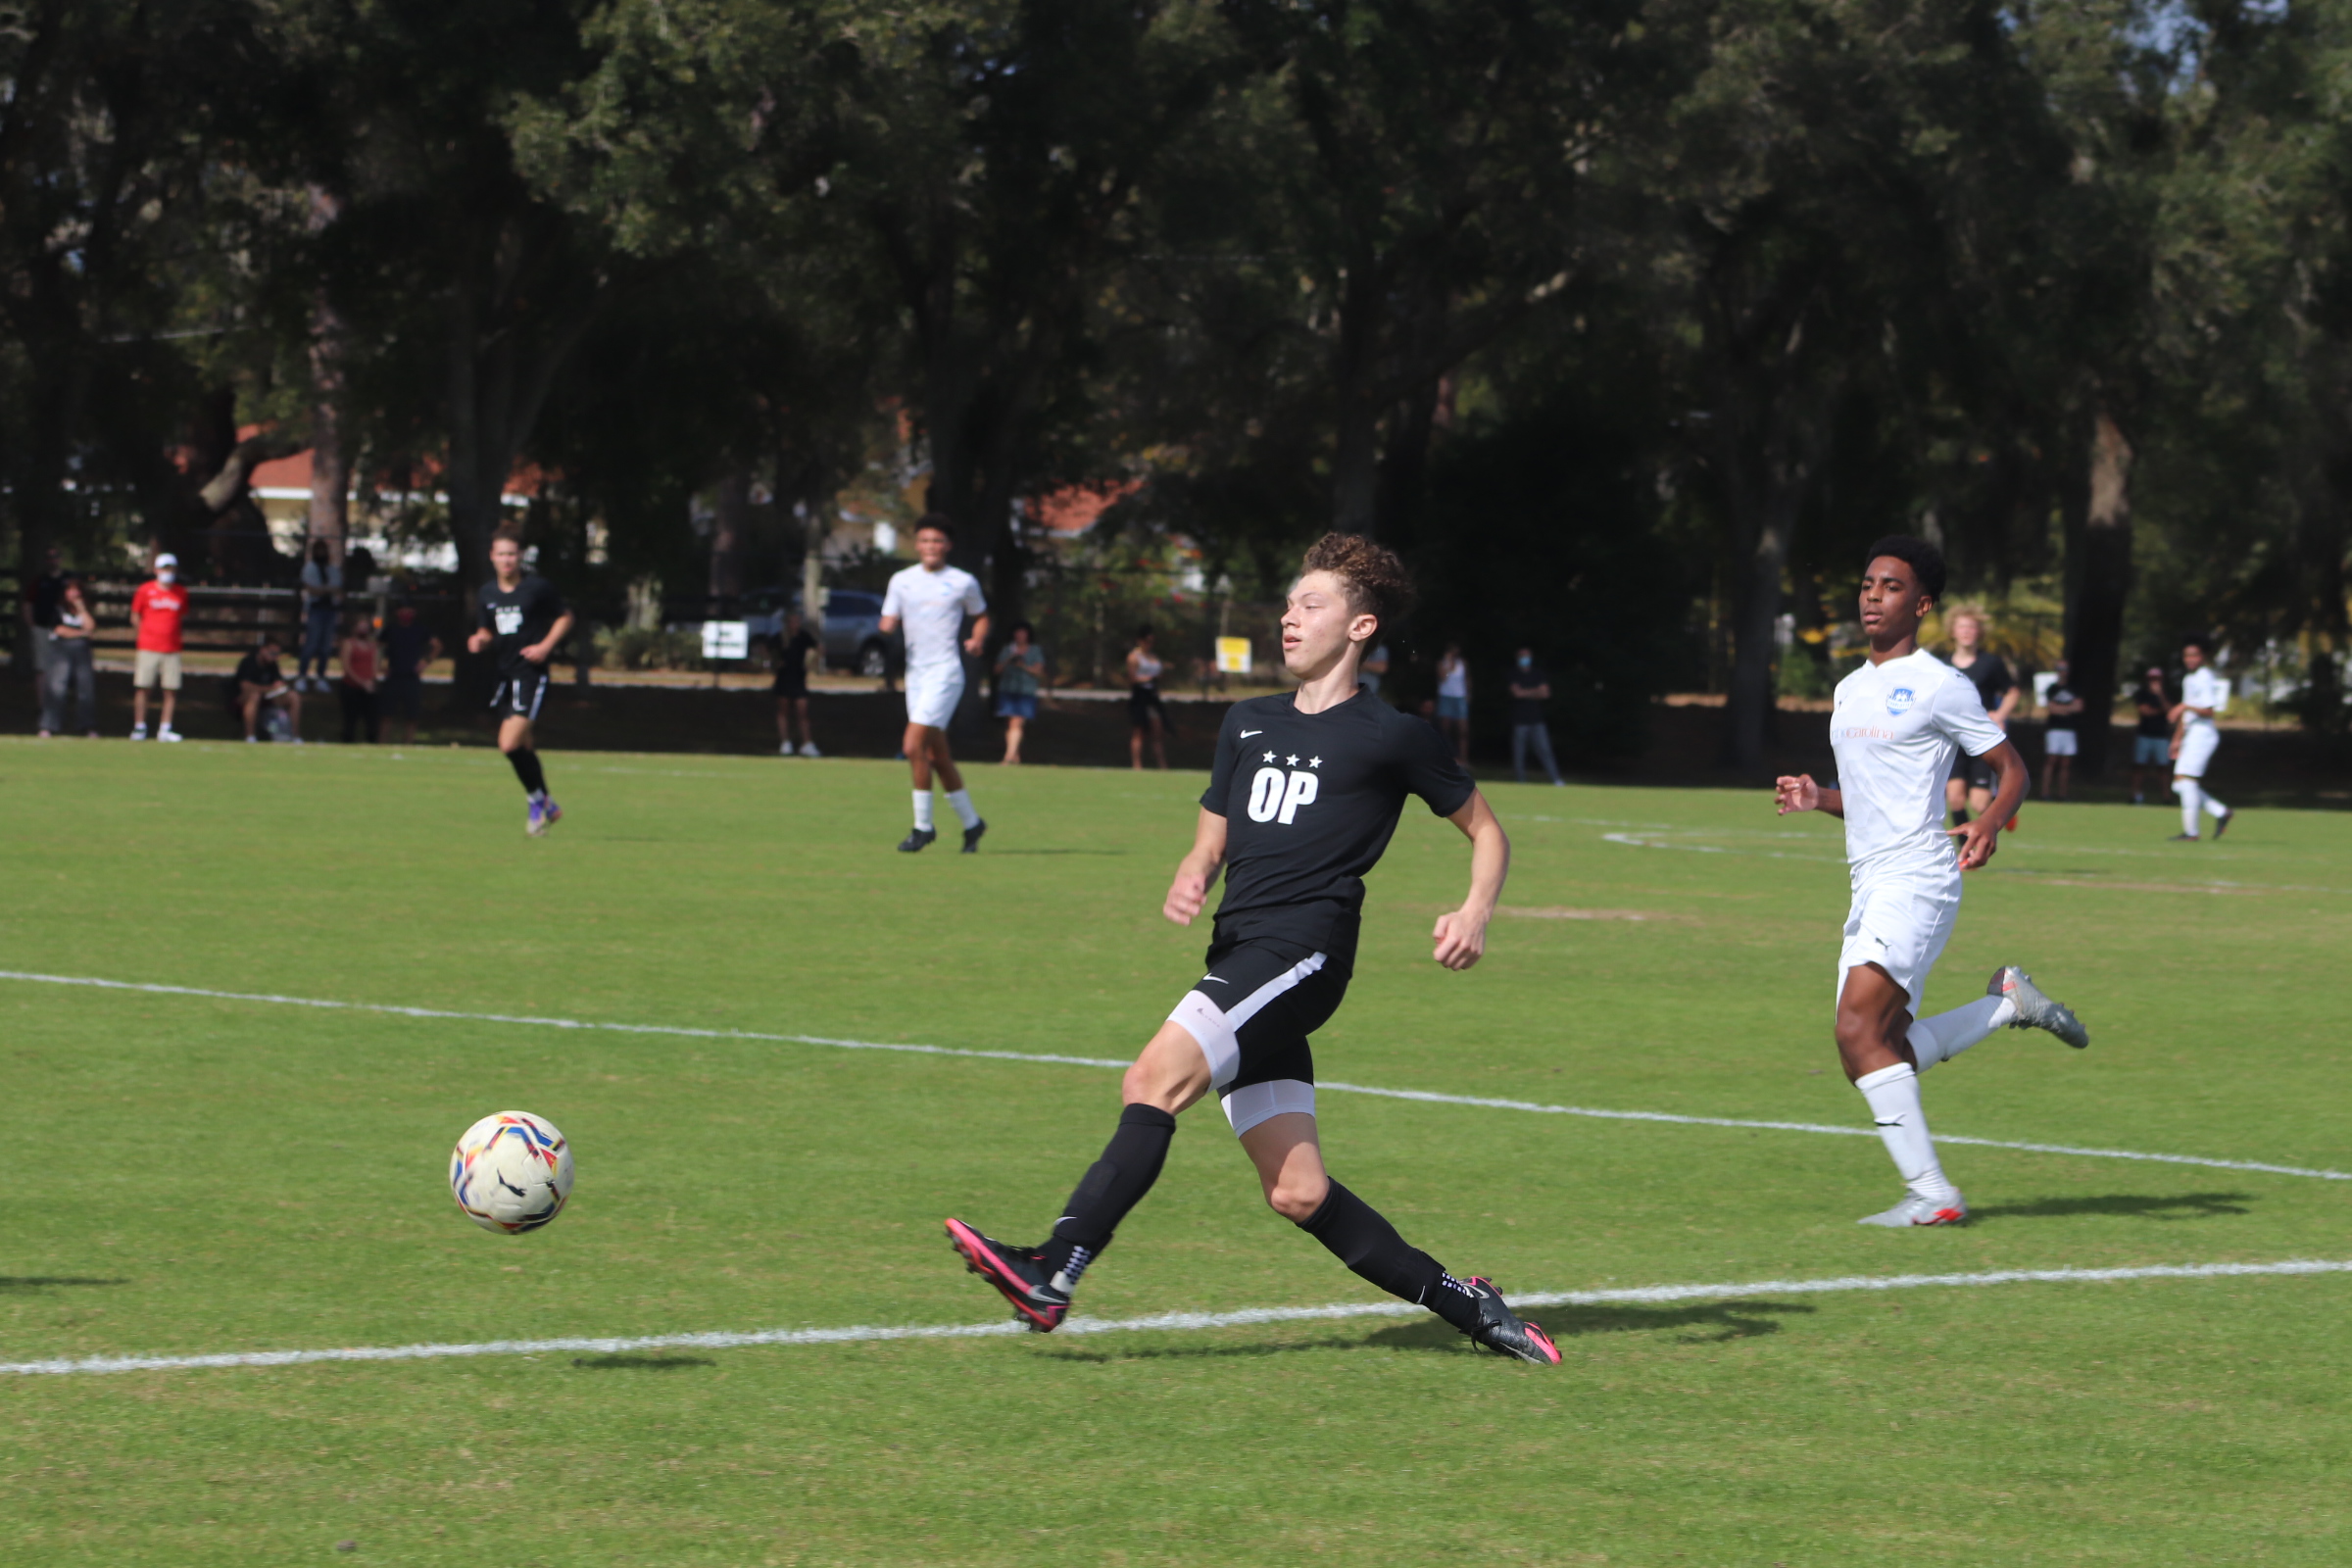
left=1215, top=636, right=1252, bottom=675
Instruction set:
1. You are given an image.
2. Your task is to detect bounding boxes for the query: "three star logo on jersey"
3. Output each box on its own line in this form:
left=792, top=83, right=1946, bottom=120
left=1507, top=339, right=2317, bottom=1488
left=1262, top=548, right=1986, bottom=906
left=1886, top=686, right=1916, bottom=715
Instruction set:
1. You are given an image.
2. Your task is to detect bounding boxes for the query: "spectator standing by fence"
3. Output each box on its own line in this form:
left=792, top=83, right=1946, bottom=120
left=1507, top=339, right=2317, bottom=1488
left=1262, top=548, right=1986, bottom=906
left=380, top=605, right=440, bottom=746
left=1436, top=642, right=1471, bottom=762
left=129, top=554, right=187, bottom=743
left=994, top=621, right=1045, bottom=764
left=1941, top=608, right=2017, bottom=827
left=38, top=576, right=99, bottom=738
left=773, top=606, right=821, bottom=757
left=2130, top=666, right=2170, bottom=804
left=25, top=544, right=65, bottom=680
left=1127, top=625, right=1169, bottom=770
left=1360, top=642, right=1390, bottom=698
left=236, top=635, right=302, bottom=743
left=338, top=618, right=381, bottom=744
left=297, top=540, right=342, bottom=692
left=2039, top=659, right=2082, bottom=801
left=1507, top=648, right=1566, bottom=786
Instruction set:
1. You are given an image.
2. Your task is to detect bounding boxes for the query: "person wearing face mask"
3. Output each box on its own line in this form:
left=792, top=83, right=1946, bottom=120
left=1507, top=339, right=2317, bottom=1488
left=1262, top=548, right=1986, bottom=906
left=1507, top=647, right=1565, bottom=787
left=129, top=553, right=189, bottom=742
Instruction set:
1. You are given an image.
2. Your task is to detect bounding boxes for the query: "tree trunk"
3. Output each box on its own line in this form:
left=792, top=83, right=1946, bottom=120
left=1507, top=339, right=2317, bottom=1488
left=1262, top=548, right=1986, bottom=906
left=1373, top=377, right=1443, bottom=545
left=1721, top=481, right=1801, bottom=773
left=2062, top=410, right=2133, bottom=776
left=308, top=292, right=350, bottom=565
left=708, top=466, right=751, bottom=604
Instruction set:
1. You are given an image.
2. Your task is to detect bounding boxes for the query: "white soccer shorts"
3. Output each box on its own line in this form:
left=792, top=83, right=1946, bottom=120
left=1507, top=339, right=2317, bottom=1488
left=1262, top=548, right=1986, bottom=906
left=903, top=667, right=964, bottom=729
left=2175, top=722, right=2220, bottom=779
left=2043, top=729, right=2079, bottom=758
left=1836, top=868, right=1962, bottom=1015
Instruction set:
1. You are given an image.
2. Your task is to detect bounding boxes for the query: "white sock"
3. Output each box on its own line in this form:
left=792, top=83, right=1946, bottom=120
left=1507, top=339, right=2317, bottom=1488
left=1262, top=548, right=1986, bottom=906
left=912, top=791, right=935, bottom=831
left=1855, top=1062, right=1958, bottom=1202
left=946, top=788, right=980, bottom=830
left=1907, top=994, right=2015, bottom=1073
left=2203, top=790, right=2230, bottom=822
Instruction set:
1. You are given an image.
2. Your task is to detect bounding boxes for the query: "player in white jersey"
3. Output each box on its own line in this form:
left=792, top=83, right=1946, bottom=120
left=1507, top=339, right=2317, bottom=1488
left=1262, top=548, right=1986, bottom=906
left=2167, top=637, right=2234, bottom=842
left=1775, top=536, right=2090, bottom=1227
left=879, top=514, right=990, bottom=852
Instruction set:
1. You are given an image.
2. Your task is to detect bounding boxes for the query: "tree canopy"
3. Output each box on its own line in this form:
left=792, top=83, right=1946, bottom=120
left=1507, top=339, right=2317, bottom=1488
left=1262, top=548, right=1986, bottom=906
left=4, top=0, right=2347, bottom=758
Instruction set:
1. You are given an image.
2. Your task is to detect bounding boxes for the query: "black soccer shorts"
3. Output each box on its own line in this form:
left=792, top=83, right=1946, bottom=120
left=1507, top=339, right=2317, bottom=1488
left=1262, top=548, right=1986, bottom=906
left=1165, top=935, right=1350, bottom=1137
left=489, top=667, right=549, bottom=721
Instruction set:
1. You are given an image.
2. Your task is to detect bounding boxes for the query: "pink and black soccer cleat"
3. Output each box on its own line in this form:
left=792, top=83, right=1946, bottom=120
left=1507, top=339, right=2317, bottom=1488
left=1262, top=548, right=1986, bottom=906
left=945, top=1218, right=1070, bottom=1332
left=1460, top=1277, right=1561, bottom=1365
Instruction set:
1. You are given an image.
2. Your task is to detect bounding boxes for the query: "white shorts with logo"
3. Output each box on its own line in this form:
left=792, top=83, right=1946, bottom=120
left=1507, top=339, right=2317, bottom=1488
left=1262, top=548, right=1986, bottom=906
left=904, top=665, right=964, bottom=729
left=2043, top=728, right=2078, bottom=757
left=2175, top=722, right=2220, bottom=779
left=1836, top=865, right=1961, bottom=1015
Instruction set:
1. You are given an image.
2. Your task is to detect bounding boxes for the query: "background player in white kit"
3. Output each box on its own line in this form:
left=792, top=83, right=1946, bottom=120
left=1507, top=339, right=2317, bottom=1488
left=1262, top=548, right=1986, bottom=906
left=879, top=514, right=990, bottom=853
left=2168, top=637, right=2235, bottom=842
left=1776, top=536, right=2090, bottom=1227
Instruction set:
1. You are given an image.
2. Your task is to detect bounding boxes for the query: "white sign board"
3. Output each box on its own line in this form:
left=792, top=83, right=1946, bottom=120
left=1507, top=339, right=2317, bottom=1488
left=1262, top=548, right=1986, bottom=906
left=701, top=620, right=751, bottom=660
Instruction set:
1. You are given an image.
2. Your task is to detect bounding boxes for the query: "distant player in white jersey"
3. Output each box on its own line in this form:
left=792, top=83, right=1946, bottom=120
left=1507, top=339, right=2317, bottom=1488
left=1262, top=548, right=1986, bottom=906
left=879, top=514, right=990, bottom=853
left=2167, top=637, right=2235, bottom=842
left=1775, top=536, right=2090, bottom=1228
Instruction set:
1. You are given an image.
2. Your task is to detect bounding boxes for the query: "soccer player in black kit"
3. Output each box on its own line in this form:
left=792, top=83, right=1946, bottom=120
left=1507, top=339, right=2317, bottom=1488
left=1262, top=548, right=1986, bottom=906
left=466, top=527, right=574, bottom=836
left=946, top=533, right=1559, bottom=1363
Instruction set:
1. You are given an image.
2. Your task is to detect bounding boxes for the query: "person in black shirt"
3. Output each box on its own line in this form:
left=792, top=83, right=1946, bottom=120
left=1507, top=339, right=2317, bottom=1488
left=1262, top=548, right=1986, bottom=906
left=946, top=533, right=1559, bottom=1364
left=1942, top=609, right=2018, bottom=826
left=2038, top=659, right=2084, bottom=801
left=772, top=607, right=821, bottom=758
left=2131, top=665, right=2171, bottom=804
left=235, top=635, right=302, bottom=743
left=1507, top=647, right=1566, bottom=786
left=380, top=605, right=443, bottom=746
left=465, top=529, right=574, bottom=835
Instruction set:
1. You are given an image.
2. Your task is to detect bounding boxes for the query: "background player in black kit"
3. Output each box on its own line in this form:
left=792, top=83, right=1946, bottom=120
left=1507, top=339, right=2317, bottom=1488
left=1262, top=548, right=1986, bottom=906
left=946, top=533, right=1559, bottom=1363
left=466, top=527, right=574, bottom=836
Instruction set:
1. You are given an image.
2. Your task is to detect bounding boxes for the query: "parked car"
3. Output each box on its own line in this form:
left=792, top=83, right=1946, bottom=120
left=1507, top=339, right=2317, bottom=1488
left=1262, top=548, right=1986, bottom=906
left=742, top=587, right=896, bottom=676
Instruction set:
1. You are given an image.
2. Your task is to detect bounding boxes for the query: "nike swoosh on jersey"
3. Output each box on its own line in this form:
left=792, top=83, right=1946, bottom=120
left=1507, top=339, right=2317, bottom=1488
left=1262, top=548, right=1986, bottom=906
left=1240, top=729, right=1264, bottom=738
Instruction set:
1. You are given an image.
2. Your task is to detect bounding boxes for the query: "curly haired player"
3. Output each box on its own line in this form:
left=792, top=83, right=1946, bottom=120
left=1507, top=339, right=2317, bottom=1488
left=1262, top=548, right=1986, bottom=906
left=946, top=533, right=1559, bottom=1363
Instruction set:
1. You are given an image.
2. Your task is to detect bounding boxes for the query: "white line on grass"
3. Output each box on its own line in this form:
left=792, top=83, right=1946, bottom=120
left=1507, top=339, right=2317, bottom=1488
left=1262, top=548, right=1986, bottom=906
left=4, top=970, right=2345, bottom=1184
left=6, top=1257, right=2345, bottom=1378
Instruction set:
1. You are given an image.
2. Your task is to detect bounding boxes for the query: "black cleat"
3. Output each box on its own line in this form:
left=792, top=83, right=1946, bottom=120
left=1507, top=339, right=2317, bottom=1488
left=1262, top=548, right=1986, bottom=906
left=944, top=1219, right=1069, bottom=1332
left=961, top=817, right=988, bottom=854
left=1460, top=1277, right=1561, bottom=1365
left=2212, top=809, right=2233, bottom=841
left=898, top=826, right=938, bottom=853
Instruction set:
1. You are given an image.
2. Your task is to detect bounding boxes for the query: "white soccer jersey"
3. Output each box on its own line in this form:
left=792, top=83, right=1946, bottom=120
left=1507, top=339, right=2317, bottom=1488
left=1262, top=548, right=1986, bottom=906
left=2181, top=666, right=2230, bottom=727
left=881, top=564, right=986, bottom=674
left=1830, top=650, right=2007, bottom=875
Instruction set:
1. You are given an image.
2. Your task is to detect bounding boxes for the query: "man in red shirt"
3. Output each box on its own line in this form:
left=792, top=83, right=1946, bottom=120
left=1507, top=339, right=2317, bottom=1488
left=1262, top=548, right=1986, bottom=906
left=129, top=553, right=188, bottom=742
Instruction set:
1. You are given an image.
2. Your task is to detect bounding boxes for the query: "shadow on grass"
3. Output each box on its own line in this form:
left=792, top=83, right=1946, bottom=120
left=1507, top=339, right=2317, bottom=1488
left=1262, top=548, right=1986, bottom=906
left=1044, top=1299, right=1816, bottom=1362
left=985, top=849, right=1127, bottom=857
left=1368, top=1298, right=1814, bottom=1350
left=1969, top=1192, right=2253, bottom=1223
left=0, top=1277, right=126, bottom=1293
left=570, top=1353, right=716, bottom=1371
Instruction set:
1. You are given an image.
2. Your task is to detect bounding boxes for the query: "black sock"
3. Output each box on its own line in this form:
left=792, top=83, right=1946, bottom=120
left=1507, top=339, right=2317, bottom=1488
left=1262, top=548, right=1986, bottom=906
left=507, top=747, right=548, bottom=798
left=1950, top=808, right=1971, bottom=827
left=1298, top=1181, right=1482, bottom=1333
left=1036, top=1103, right=1177, bottom=1289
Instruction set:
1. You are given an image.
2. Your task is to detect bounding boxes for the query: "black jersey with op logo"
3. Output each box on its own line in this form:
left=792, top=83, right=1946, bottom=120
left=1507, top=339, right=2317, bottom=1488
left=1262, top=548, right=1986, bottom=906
left=1200, top=688, right=1476, bottom=965
left=476, top=574, right=566, bottom=677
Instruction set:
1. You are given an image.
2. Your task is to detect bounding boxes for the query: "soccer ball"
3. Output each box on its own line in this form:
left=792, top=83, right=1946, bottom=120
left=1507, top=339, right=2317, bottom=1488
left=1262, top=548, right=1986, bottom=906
left=449, top=1111, right=574, bottom=1234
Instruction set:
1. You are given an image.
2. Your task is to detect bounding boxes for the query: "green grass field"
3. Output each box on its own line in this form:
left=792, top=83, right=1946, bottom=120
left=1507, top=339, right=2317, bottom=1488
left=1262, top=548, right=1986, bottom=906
left=2, top=738, right=2346, bottom=1565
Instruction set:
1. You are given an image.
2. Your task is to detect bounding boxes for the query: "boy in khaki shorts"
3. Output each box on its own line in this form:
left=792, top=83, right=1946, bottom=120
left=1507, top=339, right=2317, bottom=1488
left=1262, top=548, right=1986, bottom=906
left=130, top=553, right=189, bottom=742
